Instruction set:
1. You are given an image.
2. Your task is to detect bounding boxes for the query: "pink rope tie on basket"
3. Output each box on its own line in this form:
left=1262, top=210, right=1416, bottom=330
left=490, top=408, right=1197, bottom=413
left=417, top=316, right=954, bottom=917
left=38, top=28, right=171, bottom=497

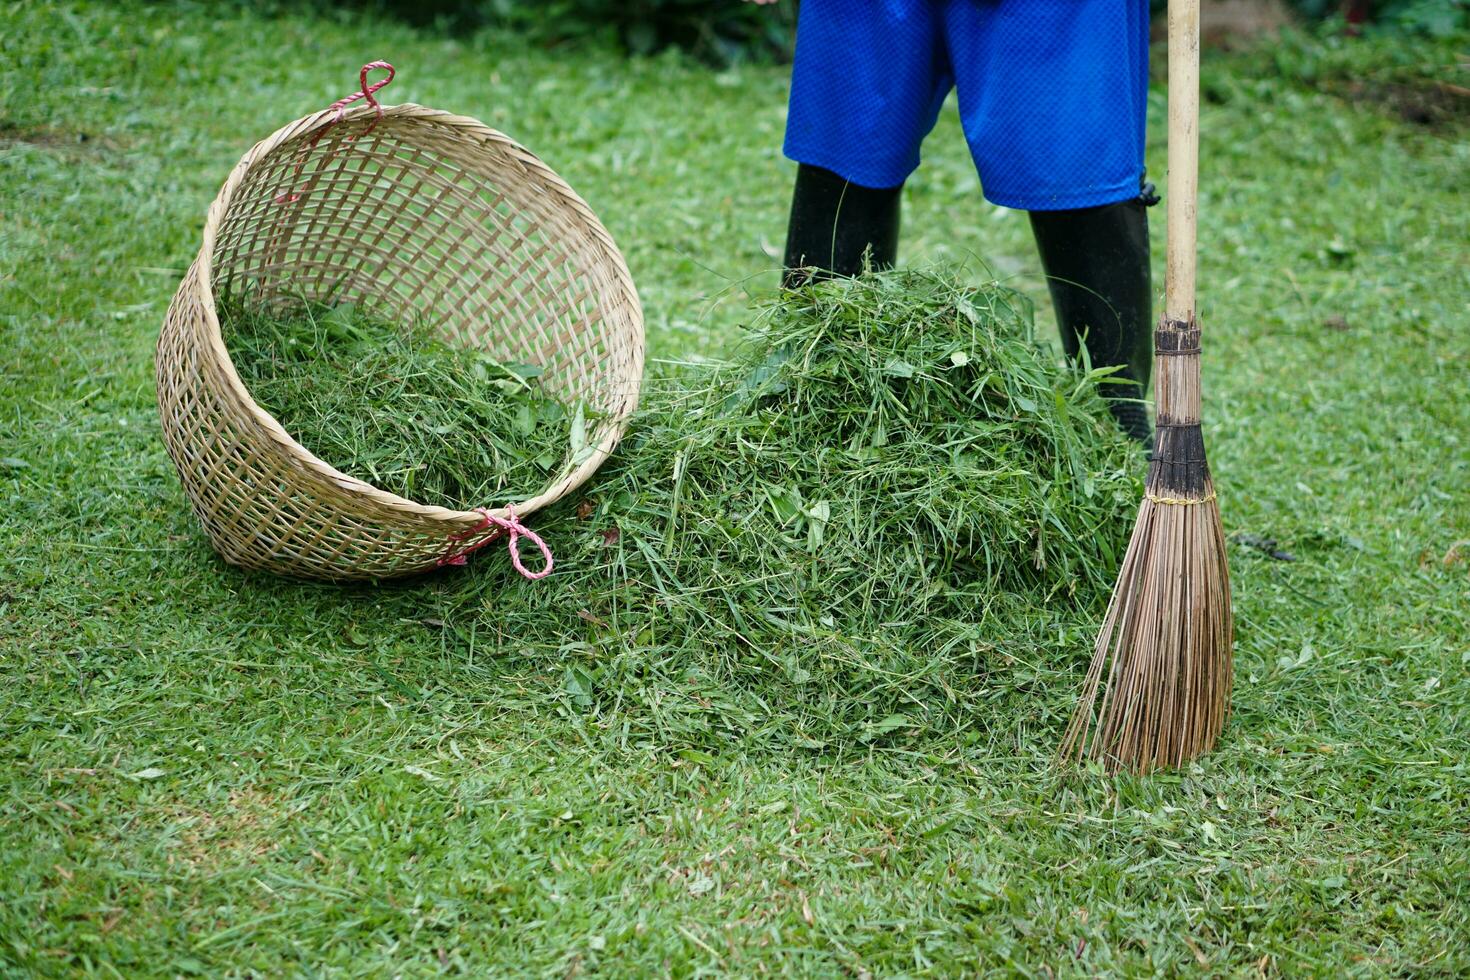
left=319, top=61, right=395, bottom=140
left=273, top=61, right=396, bottom=204
left=436, top=507, right=554, bottom=580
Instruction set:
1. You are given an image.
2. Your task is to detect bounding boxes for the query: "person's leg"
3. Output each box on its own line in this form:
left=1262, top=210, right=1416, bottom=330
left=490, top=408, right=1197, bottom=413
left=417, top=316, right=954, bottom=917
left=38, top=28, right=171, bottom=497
left=944, top=0, right=1155, bottom=441
left=780, top=0, right=951, bottom=285
left=782, top=164, right=903, bottom=287
left=1028, top=191, right=1155, bottom=443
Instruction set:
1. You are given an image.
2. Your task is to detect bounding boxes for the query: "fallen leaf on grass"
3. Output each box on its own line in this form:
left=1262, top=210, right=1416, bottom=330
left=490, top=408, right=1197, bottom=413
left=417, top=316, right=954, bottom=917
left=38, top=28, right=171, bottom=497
left=1230, top=532, right=1296, bottom=561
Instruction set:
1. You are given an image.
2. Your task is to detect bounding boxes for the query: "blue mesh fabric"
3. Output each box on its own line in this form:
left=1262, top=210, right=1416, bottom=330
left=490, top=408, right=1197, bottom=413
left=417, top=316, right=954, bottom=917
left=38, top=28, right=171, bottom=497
left=783, top=0, right=1150, bottom=210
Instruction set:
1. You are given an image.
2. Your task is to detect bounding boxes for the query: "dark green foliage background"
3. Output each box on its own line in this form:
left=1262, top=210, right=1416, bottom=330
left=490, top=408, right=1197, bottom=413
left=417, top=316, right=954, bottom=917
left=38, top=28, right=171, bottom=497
left=354, top=0, right=800, bottom=63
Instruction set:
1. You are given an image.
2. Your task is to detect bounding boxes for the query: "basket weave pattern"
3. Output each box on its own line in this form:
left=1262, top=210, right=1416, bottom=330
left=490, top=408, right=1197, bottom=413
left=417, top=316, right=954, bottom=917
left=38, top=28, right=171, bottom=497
left=157, top=103, right=643, bottom=581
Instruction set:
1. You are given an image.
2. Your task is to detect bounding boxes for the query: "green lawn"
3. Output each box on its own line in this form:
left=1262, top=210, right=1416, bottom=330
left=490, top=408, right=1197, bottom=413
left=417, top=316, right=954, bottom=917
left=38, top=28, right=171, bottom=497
left=3, top=1, right=1468, bottom=974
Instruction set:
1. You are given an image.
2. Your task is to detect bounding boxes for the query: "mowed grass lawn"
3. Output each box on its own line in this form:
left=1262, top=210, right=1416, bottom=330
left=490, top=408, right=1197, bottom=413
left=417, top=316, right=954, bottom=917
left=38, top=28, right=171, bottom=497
left=3, top=1, right=1468, bottom=974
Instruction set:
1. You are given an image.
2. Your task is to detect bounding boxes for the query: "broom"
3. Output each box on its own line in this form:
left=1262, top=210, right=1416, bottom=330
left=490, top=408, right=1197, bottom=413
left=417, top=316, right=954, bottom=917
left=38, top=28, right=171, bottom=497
left=1058, top=0, right=1234, bottom=774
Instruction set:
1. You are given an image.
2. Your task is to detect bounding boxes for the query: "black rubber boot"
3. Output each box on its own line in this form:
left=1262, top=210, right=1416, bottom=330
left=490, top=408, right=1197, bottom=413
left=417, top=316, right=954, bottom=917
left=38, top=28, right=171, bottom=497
left=1028, top=190, right=1155, bottom=444
left=782, top=164, right=903, bottom=288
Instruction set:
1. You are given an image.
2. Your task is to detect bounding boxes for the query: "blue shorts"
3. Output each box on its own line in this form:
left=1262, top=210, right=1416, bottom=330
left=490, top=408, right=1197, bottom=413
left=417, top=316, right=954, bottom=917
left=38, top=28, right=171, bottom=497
left=783, top=0, right=1150, bottom=210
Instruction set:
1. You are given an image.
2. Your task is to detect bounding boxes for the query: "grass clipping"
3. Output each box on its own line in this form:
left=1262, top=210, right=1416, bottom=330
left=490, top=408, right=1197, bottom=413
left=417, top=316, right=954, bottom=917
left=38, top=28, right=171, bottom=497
left=461, top=270, right=1143, bottom=747
left=222, top=299, right=581, bottom=510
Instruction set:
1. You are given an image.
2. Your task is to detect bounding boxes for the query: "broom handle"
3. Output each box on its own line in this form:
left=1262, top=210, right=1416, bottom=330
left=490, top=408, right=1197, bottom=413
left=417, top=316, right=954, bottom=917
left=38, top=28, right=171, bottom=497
left=1164, top=0, right=1200, bottom=322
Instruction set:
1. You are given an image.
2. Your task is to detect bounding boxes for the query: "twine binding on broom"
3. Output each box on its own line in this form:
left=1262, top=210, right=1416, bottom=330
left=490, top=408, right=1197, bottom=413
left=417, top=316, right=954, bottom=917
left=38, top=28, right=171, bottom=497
left=1144, top=492, right=1216, bottom=506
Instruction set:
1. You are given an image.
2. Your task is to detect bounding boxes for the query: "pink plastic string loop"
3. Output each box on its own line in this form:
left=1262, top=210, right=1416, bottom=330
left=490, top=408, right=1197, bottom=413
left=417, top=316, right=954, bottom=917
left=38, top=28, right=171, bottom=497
left=274, top=61, right=396, bottom=204
left=436, top=507, right=554, bottom=580
left=324, top=61, right=395, bottom=135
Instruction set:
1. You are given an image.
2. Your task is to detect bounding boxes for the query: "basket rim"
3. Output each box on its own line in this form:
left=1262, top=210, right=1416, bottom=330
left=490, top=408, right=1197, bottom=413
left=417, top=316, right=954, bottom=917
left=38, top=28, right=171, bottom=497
left=193, top=101, right=644, bottom=531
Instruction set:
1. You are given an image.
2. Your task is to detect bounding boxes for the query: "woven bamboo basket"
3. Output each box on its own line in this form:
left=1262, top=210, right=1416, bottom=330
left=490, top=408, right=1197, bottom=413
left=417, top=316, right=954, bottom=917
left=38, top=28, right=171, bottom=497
left=157, top=64, right=644, bottom=582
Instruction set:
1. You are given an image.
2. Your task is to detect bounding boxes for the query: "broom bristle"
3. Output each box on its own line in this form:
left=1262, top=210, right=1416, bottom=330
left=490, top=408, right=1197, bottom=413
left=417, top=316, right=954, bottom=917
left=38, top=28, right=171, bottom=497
left=1059, top=319, right=1234, bottom=774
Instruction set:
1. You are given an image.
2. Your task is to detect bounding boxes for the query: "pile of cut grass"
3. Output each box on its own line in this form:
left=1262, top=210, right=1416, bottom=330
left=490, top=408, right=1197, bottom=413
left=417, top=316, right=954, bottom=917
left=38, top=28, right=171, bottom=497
left=221, top=300, right=580, bottom=509
left=449, top=269, right=1144, bottom=747
left=216, top=272, right=1142, bottom=746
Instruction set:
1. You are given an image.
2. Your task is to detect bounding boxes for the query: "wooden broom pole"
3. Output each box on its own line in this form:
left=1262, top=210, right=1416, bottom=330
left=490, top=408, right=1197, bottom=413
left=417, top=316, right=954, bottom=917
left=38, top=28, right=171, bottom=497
left=1165, top=0, right=1199, bottom=323
left=1058, top=0, right=1233, bottom=774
